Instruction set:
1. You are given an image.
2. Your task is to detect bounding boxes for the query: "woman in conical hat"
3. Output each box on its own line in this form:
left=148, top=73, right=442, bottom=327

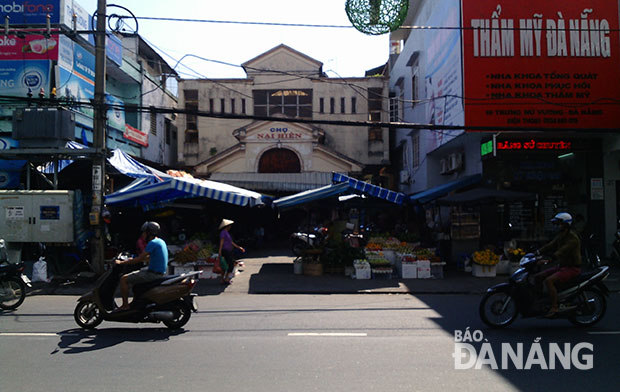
left=218, top=219, right=245, bottom=284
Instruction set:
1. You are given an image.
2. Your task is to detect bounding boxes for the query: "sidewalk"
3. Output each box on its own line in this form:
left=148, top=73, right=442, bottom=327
left=27, top=248, right=620, bottom=296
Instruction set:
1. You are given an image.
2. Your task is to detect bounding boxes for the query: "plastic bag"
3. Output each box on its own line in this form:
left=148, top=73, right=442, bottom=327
left=32, top=257, right=49, bottom=282
left=214, top=256, right=228, bottom=275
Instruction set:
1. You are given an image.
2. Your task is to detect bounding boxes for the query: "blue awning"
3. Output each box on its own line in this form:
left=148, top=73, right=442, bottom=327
left=39, top=141, right=88, bottom=173
left=272, top=182, right=351, bottom=209
left=272, top=173, right=407, bottom=209
left=105, top=176, right=265, bottom=211
left=332, top=172, right=406, bottom=205
left=408, top=174, right=482, bottom=204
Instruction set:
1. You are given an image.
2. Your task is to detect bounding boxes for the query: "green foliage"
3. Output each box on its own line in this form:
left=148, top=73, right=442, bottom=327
left=321, top=243, right=365, bottom=267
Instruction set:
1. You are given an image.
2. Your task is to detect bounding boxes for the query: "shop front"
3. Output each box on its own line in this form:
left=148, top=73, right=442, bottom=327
left=480, top=134, right=605, bottom=253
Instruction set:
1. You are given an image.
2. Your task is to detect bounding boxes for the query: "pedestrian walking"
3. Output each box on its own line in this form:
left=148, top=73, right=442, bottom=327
left=219, top=219, right=245, bottom=284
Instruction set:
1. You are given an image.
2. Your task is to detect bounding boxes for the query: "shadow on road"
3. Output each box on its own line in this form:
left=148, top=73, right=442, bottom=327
left=51, top=327, right=186, bottom=354
left=248, top=263, right=400, bottom=294
left=415, top=292, right=620, bottom=389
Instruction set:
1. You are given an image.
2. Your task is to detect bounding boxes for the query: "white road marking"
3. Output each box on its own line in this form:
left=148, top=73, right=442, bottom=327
left=587, top=331, right=620, bottom=335
left=288, top=332, right=367, bottom=337
left=0, top=332, right=79, bottom=337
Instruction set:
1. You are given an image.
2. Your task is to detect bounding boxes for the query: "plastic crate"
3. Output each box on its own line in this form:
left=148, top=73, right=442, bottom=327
left=354, top=267, right=371, bottom=279
left=401, top=262, right=417, bottom=278
left=431, top=263, right=445, bottom=279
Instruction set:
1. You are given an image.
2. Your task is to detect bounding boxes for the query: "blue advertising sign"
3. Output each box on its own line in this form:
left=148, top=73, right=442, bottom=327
left=0, top=59, right=51, bottom=97
left=88, top=17, right=123, bottom=66
left=0, top=159, right=26, bottom=189
left=105, top=93, right=125, bottom=131
left=0, top=0, right=61, bottom=25
left=57, top=65, right=93, bottom=118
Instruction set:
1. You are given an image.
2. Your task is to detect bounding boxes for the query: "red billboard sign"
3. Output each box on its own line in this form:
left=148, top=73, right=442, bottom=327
left=0, top=33, right=59, bottom=61
left=123, top=124, right=148, bottom=147
left=462, top=0, right=620, bottom=130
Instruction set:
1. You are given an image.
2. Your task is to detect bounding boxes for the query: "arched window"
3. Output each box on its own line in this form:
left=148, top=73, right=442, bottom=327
left=258, top=148, right=301, bottom=173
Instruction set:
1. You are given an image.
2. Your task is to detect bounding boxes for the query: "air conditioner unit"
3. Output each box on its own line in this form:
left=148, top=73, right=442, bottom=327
left=439, top=158, right=449, bottom=175
left=399, top=170, right=411, bottom=184
left=448, top=153, right=463, bottom=172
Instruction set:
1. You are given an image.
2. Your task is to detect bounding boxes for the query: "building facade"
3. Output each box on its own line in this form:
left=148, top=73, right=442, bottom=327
left=389, top=0, right=620, bottom=256
left=0, top=0, right=180, bottom=191
left=178, top=44, right=390, bottom=193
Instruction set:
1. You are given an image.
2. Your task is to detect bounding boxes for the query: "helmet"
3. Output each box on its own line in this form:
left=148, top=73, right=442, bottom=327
left=551, top=212, right=572, bottom=225
left=141, top=221, right=160, bottom=236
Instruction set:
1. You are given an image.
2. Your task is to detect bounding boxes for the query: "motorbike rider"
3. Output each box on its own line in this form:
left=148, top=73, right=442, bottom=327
left=115, top=221, right=168, bottom=311
left=535, top=212, right=582, bottom=317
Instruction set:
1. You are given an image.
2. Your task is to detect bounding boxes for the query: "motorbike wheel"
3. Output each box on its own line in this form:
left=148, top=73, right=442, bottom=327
left=0, top=276, right=27, bottom=310
left=291, top=241, right=307, bottom=257
left=74, top=300, right=103, bottom=329
left=163, top=301, right=192, bottom=330
left=569, top=288, right=606, bottom=327
left=479, top=291, right=518, bottom=328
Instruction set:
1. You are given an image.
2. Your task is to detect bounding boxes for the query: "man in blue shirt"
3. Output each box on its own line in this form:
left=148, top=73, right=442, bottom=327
left=115, top=221, right=168, bottom=310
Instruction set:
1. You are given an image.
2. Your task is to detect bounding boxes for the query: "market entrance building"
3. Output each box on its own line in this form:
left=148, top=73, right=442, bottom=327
left=194, top=119, right=363, bottom=191
left=178, top=44, right=390, bottom=194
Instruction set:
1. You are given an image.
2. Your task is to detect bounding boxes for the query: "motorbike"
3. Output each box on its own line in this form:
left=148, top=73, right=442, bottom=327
left=582, top=233, right=602, bottom=270
left=610, top=223, right=620, bottom=265
left=291, top=226, right=328, bottom=256
left=0, top=262, right=32, bottom=311
left=480, top=252, right=610, bottom=328
left=74, top=256, right=201, bottom=330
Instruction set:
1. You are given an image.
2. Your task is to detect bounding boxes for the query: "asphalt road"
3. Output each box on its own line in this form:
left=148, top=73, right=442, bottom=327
left=1, top=293, right=619, bottom=392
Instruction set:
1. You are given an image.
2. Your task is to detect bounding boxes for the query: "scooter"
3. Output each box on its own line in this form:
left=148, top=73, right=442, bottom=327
left=480, top=252, right=610, bottom=328
left=610, top=222, right=620, bottom=265
left=74, top=257, right=201, bottom=330
left=0, top=262, right=32, bottom=311
left=291, top=226, right=328, bottom=256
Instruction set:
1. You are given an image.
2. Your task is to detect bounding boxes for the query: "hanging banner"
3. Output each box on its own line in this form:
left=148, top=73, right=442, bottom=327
left=462, top=0, right=620, bottom=130
left=424, top=0, right=464, bottom=149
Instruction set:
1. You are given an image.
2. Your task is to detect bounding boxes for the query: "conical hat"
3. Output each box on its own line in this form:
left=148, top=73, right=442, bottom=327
left=219, top=219, right=234, bottom=229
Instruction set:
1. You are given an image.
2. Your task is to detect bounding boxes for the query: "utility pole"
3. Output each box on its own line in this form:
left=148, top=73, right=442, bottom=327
left=91, top=0, right=107, bottom=274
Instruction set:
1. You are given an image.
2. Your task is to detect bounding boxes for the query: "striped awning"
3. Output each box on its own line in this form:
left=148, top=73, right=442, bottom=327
left=272, top=182, right=351, bottom=209
left=105, top=176, right=265, bottom=211
left=332, top=172, right=406, bottom=205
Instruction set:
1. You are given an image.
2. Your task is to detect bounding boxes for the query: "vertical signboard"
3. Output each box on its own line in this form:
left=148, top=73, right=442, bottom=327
left=105, top=93, right=125, bottom=131
left=461, top=0, right=620, bottom=129
left=424, top=0, right=464, bottom=149
left=57, top=35, right=95, bottom=117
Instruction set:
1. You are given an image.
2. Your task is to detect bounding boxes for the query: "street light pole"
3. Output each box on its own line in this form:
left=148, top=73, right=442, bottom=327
left=91, top=0, right=107, bottom=274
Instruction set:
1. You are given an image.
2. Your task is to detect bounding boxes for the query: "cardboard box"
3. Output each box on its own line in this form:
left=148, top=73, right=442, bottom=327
left=417, top=260, right=431, bottom=279
left=354, top=267, right=371, bottom=279
left=401, top=262, right=417, bottom=278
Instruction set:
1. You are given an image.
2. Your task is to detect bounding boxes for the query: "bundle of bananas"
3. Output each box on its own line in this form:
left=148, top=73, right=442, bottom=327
left=472, top=249, right=499, bottom=265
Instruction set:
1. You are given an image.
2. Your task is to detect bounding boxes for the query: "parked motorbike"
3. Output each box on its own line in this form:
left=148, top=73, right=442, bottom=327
left=74, top=255, right=201, bottom=330
left=610, top=223, right=620, bottom=265
left=582, top=233, right=602, bottom=270
left=291, top=226, right=328, bottom=256
left=480, top=252, right=610, bottom=328
left=0, top=262, right=32, bottom=311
